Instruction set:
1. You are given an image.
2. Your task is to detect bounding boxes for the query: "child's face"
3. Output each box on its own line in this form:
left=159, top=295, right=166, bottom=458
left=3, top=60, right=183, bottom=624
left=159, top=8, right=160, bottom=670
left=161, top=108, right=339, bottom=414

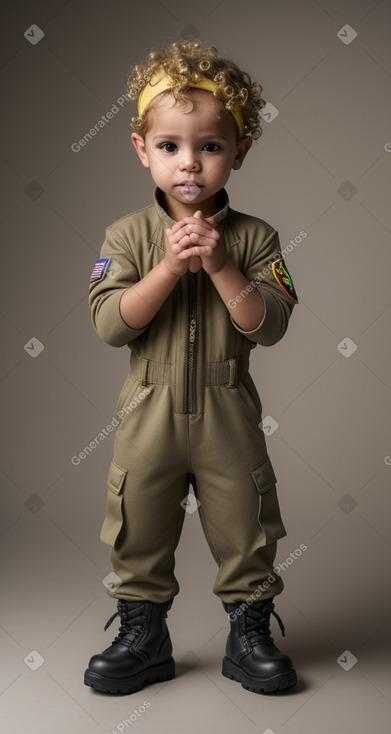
left=131, top=89, right=252, bottom=220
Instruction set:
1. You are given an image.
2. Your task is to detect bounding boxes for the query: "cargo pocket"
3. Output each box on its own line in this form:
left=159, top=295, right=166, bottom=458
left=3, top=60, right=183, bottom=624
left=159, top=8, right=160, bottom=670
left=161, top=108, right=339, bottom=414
left=100, top=459, right=127, bottom=549
left=250, top=456, right=287, bottom=545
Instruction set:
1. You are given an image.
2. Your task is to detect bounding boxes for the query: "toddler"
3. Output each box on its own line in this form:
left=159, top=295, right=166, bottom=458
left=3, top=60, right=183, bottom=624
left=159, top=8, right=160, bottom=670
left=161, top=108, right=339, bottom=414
left=84, top=39, right=298, bottom=696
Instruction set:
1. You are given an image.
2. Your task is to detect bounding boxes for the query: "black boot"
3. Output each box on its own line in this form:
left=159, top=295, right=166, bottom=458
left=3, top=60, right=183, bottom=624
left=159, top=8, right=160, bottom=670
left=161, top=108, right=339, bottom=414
left=222, top=597, right=297, bottom=693
left=84, top=598, right=175, bottom=694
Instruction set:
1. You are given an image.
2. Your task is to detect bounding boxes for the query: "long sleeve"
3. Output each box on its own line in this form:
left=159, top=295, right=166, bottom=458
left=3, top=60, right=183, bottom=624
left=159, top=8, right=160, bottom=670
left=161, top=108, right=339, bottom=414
left=230, top=227, right=298, bottom=347
left=88, top=226, right=150, bottom=348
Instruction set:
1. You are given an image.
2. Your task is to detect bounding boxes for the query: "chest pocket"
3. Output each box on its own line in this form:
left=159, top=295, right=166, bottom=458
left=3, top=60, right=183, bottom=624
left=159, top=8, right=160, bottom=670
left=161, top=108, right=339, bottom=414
left=100, top=459, right=127, bottom=549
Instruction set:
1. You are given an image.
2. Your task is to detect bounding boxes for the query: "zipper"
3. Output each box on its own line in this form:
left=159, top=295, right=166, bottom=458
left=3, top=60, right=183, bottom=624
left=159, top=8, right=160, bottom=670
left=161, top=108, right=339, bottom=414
left=187, top=271, right=198, bottom=413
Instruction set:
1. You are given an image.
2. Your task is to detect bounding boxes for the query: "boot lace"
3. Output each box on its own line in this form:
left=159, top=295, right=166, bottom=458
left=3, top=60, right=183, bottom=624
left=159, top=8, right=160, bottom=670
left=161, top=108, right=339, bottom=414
left=103, top=600, right=145, bottom=645
left=244, top=600, right=286, bottom=645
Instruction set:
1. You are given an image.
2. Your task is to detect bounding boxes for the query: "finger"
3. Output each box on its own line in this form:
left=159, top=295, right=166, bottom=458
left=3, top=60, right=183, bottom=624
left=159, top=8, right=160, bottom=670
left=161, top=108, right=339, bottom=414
left=180, top=218, right=218, bottom=237
left=169, top=220, right=186, bottom=234
left=171, top=225, right=218, bottom=253
left=182, top=222, right=219, bottom=238
left=172, top=221, right=210, bottom=240
left=171, top=230, right=200, bottom=250
left=179, top=231, right=219, bottom=252
left=178, top=245, right=213, bottom=259
left=180, top=231, right=215, bottom=250
left=171, top=232, right=197, bottom=254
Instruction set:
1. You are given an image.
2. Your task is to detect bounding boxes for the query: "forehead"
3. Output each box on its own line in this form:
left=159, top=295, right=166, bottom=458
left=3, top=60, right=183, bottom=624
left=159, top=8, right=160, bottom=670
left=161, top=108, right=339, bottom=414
left=145, top=88, right=237, bottom=138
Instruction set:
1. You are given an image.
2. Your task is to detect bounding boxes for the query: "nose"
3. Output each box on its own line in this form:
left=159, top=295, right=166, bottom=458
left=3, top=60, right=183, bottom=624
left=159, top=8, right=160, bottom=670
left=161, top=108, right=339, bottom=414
left=179, top=148, right=200, bottom=171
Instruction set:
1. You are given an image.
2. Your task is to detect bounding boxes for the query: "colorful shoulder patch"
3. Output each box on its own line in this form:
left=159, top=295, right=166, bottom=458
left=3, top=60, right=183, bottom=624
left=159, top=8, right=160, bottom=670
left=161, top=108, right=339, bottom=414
left=271, top=257, right=298, bottom=303
left=90, top=257, right=110, bottom=282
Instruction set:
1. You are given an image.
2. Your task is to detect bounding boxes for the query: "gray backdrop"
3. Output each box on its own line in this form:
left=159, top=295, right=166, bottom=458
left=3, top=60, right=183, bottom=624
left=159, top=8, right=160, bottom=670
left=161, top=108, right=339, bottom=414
left=1, top=1, right=390, bottom=733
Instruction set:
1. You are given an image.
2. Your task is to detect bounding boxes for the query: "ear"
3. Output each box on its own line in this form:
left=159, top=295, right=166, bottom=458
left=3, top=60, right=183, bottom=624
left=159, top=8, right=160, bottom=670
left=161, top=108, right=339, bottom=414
left=131, top=132, right=150, bottom=169
left=231, top=135, right=253, bottom=171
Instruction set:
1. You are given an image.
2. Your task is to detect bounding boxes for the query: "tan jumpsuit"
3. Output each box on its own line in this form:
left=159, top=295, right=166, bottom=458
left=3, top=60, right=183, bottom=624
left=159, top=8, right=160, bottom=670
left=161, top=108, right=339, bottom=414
left=88, top=186, right=298, bottom=604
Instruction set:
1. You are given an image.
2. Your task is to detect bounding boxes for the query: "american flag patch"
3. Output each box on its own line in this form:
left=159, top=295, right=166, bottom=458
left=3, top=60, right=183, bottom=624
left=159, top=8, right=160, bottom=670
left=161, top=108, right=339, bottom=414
left=90, top=257, right=110, bottom=282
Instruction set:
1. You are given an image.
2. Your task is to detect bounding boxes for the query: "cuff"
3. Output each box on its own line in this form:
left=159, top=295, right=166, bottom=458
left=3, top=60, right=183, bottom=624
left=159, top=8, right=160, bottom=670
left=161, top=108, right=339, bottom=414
left=229, top=288, right=291, bottom=346
left=230, top=294, right=267, bottom=336
left=94, top=289, right=150, bottom=347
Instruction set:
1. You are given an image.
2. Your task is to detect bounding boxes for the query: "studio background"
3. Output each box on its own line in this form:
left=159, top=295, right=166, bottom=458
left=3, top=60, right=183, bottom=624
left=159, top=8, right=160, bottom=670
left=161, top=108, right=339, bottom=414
left=1, top=1, right=390, bottom=732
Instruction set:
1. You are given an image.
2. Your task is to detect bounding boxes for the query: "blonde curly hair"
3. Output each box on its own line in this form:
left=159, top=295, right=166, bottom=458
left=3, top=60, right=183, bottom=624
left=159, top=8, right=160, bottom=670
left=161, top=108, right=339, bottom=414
left=126, top=39, right=266, bottom=140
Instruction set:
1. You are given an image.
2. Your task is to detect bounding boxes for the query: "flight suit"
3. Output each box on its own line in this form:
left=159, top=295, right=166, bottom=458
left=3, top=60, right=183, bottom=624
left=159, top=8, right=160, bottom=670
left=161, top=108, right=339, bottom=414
left=88, top=185, right=298, bottom=604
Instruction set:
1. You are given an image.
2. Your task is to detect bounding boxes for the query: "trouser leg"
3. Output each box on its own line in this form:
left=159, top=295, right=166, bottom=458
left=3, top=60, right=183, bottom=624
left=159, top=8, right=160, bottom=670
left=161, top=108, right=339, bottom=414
left=192, top=473, right=285, bottom=603
left=189, top=386, right=287, bottom=603
left=106, top=469, right=189, bottom=602
left=99, top=387, right=190, bottom=603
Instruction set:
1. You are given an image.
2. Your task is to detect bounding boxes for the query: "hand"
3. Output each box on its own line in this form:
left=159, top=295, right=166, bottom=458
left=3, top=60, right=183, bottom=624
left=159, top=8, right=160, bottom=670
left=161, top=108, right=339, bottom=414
left=164, top=210, right=214, bottom=275
left=188, top=210, right=203, bottom=273
left=164, top=225, right=190, bottom=276
left=169, top=210, right=227, bottom=275
left=168, top=209, right=204, bottom=273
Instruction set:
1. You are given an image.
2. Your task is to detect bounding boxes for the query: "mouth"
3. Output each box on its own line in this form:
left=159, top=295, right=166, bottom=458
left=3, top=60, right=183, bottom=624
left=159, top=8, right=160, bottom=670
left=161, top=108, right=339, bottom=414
left=177, top=181, right=202, bottom=196
left=177, top=180, right=202, bottom=186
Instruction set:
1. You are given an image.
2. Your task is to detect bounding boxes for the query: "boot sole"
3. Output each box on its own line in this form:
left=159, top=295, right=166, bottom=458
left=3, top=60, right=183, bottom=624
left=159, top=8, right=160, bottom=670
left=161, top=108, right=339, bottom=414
left=222, top=657, right=297, bottom=694
left=84, top=657, right=175, bottom=694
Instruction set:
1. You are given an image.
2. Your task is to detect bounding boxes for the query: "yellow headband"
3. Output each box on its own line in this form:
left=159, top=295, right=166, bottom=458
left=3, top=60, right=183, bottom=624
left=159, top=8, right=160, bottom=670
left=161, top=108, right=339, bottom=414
left=137, top=68, right=245, bottom=138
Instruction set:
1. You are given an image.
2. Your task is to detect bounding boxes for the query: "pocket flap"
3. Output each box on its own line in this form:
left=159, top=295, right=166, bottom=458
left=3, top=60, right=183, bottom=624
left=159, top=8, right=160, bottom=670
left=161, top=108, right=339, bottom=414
left=250, top=456, right=277, bottom=494
left=107, top=459, right=127, bottom=495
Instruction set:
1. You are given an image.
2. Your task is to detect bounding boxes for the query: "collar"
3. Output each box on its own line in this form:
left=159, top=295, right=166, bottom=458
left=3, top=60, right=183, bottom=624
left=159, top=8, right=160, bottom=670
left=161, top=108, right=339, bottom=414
left=153, top=186, right=229, bottom=227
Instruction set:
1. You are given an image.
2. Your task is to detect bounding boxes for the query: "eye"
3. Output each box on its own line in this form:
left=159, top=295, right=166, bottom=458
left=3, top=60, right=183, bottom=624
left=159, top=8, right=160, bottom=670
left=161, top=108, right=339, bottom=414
left=202, top=143, right=220, bottom=152
left=159, top=142, right=177, bottom=153
left=159, top=142, right=221, bottom=153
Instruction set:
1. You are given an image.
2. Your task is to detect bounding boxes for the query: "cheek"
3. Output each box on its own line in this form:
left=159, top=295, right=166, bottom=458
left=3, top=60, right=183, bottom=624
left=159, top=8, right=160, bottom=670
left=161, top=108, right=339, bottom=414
left=150, top=158, right=168, bottom=177
left=151, top=155, right=170, bottom=174
left=159, top=165, right=171, bottom=177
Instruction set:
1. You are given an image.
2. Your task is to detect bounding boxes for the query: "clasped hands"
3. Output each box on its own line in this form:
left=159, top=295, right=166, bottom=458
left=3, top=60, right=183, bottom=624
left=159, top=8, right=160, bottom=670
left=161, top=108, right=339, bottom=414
left=164, top=210, right=227, bottom=275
